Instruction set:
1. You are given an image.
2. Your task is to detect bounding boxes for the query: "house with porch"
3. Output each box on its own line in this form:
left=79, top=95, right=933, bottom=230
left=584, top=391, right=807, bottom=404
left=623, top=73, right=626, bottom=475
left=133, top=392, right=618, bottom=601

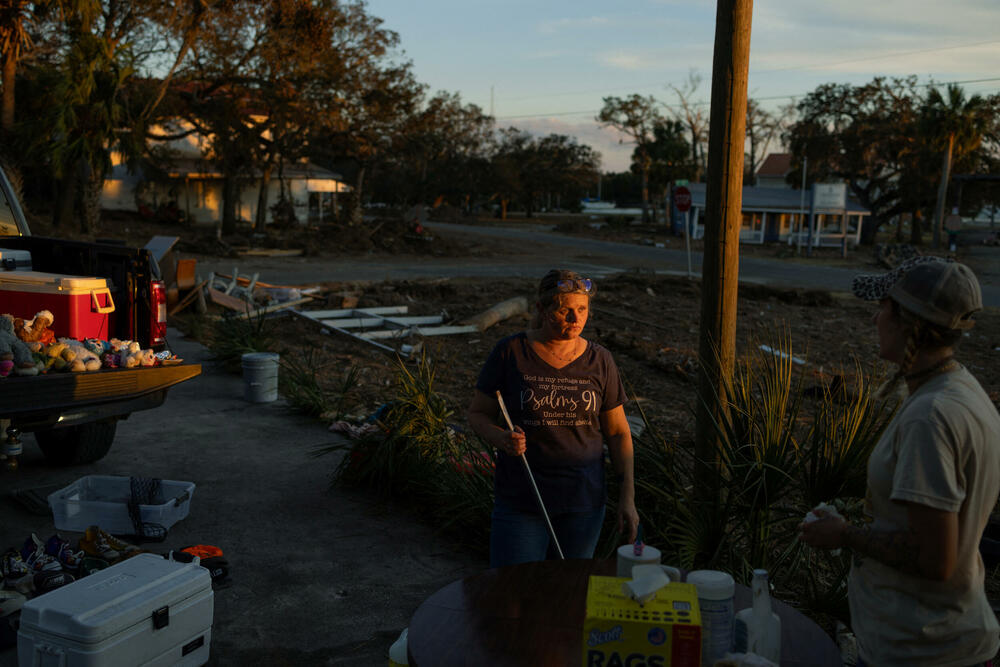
left=680, top=182, right=871, bottom=246
left=101, top=119, right=349, bottom=226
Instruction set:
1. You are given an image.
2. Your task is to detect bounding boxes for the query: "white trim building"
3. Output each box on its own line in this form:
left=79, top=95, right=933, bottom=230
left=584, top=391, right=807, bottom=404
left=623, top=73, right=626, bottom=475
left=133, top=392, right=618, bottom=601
left=682, top=182, right=871, bottom=246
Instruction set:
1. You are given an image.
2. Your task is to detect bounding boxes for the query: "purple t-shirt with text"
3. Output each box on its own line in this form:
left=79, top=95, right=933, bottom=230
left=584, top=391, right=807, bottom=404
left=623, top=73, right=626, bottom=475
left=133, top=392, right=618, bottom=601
left=476, top=332, right=626, bottom=514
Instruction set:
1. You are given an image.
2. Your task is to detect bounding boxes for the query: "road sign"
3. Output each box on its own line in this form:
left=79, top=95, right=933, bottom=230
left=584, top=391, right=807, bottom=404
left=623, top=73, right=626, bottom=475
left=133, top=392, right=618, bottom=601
left=674, top=186, right=692, bottom=213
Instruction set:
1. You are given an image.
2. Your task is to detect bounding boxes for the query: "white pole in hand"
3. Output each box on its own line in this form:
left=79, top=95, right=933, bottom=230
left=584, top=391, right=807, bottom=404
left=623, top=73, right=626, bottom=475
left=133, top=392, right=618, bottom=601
left=495, top=390, right=565, bottom=560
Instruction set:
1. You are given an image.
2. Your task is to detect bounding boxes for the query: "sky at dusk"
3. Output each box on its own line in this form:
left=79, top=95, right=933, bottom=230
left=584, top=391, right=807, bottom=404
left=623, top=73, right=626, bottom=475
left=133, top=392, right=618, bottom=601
left=365, top=0, right=1000, bottom=172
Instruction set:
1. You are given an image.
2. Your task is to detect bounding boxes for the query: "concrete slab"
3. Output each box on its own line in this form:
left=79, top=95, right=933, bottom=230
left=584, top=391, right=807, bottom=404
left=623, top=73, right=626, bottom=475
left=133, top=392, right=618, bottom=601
left=1, top=329, right=486, bottom=665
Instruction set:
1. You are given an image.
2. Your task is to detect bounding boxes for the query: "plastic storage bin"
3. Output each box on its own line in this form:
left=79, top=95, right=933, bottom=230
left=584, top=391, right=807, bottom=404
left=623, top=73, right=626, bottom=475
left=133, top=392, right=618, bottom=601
left=0, top=248, right=31, bottom=271
left=48, top=475, right=195, bottom=535
left=18, top=553, right=213, bottom=667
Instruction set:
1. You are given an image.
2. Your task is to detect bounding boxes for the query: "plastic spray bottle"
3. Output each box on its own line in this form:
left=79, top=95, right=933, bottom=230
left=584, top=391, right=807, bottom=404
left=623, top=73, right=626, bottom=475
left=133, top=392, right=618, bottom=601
left=733, top=569, right=781, bottom=662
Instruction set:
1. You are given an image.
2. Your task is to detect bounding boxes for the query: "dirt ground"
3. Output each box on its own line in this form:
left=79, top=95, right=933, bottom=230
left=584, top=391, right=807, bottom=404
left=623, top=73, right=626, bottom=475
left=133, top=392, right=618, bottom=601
left=29, top=206, right=1000, bottom=432
left=241, top=272, right=1000, bottom=446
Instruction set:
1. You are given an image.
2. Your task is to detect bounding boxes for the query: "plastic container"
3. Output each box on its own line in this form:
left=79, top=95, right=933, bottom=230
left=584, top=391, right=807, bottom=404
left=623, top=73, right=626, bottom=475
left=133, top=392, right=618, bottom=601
left=388, top=628, right=408, bottom=666
left=48, top=475, right=195, bottom=535
left=686, top=569, right=735, bottom=666
left=734, top=569, right=781, bottom=663
left=0, top=248, right=31, bottom=271
left=18, top=553, right=213, bottom=667
left=242, top=352, right=279, bottom=403
left=0, top=270, right=114, bottom=339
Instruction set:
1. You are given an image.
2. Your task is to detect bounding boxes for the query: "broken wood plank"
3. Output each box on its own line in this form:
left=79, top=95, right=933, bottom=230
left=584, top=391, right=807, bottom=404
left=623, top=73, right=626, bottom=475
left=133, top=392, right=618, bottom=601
left=324, top=315, right=444, bottom=329
left=207, top=287, right=253, bottom=312
left=361, top=325, right=478, bottom=340
left=461, top=296, right=529, bottom=332
left=238, top=248, right=304, bottom=257
left=308, top=306, right=408, bottom=319
left=168, top=279, right=210, bottom=316
left=220, top=297, right=314, bottom=321
left=176, top=258, right=197, bottom=290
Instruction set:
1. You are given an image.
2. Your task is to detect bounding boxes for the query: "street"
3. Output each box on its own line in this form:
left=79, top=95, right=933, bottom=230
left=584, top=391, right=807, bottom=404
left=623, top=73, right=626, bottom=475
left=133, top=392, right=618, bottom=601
left=194, top=221, right=1000, bottom=307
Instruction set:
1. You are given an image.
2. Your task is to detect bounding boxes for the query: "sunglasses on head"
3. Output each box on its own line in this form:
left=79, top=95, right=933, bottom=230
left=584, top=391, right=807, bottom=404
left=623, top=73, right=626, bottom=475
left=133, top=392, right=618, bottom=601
left=556, top=278, right=595, bottom=293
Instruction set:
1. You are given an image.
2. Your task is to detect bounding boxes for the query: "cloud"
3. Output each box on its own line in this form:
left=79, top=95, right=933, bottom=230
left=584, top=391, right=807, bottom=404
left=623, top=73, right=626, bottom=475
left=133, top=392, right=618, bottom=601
left=599, top=51, right=660, bottom=71
left=506, top=117, right=635, bottom=173
left=537, top=16, right=610, bottom=35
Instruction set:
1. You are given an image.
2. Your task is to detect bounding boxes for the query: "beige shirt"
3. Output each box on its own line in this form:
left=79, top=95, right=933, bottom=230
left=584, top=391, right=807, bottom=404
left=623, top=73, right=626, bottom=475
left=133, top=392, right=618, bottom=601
left=849, top=366, right=1000, bottom=666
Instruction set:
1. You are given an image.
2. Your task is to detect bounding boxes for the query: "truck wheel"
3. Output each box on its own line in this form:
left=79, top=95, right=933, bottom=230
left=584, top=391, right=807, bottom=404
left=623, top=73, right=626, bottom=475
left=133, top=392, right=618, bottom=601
left=34, top=419, right=118, bottom=466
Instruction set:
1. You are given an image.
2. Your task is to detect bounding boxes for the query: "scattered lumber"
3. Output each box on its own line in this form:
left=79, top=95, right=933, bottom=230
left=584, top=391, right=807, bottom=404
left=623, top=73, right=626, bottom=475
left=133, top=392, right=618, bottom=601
left=208, top=287, right=253, bottom=312
left=168, top=279, right=210, bottom=316
left=238, top=248, right=304, bottom=257
left=215, top=297, right=314, bottom=321
left=461, top=296, right=529, bottom=332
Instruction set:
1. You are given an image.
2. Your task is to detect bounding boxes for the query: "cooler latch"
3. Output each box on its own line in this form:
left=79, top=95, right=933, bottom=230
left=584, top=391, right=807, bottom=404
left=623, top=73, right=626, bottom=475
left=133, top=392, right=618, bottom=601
left=153, top=605, right=170, bottom=629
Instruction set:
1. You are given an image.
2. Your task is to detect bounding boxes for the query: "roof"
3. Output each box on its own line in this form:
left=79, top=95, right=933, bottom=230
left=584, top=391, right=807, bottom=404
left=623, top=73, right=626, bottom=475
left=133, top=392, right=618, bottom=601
left=756, top=153, right=793, bottom=178
left=688, top=182, right=870, bottom=214
left=140, top=159, right=345, bottom=182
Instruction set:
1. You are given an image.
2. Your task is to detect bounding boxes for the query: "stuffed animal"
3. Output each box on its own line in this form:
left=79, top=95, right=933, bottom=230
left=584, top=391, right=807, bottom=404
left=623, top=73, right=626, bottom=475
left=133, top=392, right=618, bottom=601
left=1, top=314, right=41, bottom=375
left=59, top=338, right=102, bottom=372
left=14, top=310, right=56, bottom=345
left=139, top=349, right=157, bottom=367
left=86, top=338, right=109, bottom=356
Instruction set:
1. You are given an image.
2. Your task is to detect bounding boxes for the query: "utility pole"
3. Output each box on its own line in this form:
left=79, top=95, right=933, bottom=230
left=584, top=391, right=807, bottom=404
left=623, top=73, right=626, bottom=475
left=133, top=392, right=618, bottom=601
left=694, top=0, right=753, bottom=479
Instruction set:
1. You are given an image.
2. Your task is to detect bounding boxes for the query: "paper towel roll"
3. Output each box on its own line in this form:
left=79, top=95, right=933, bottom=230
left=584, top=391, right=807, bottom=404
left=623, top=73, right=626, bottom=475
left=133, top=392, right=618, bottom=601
left=616, top=544, right=661, bottom=577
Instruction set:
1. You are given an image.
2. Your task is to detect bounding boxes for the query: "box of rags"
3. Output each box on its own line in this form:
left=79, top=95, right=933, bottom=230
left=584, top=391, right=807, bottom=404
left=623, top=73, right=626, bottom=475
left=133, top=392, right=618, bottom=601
left=582, top=576, right=701, bottom=667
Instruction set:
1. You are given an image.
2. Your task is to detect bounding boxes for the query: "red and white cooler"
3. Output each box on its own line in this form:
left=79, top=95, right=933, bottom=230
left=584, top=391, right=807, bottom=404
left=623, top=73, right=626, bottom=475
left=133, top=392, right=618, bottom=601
left=0, top=270, right=115, bottom=340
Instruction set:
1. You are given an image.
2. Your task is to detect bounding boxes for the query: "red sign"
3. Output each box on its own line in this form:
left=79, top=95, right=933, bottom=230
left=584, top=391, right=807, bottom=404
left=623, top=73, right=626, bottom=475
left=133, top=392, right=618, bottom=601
left=674, top=186, right=692, bottom=213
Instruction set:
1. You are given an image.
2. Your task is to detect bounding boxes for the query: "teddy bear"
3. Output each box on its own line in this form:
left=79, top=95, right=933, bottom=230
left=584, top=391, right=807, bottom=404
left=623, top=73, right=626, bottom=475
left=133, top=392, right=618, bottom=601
left=110, top=339, right=142, bottom=368
left=14, top=310, right=56, bottom=346
left=1, top=314, right=41, bottom=376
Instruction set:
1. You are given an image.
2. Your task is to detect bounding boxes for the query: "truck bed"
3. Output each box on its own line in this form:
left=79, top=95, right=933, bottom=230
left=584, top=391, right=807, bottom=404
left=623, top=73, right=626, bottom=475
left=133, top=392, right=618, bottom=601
left=0, top=364, right=201, bottom=431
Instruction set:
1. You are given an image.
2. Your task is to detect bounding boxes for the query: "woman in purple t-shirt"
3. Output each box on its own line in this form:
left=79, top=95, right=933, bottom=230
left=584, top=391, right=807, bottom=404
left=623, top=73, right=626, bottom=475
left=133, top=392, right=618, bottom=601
left=467, top=269, right=639, bottom=567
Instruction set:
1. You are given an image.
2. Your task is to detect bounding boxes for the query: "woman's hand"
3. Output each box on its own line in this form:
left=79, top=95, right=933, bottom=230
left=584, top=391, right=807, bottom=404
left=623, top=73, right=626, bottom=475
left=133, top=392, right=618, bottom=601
left=618, top=495, right=639, bottom=543
left=798, top=509, right=848, bottom=550
left=494, top=425, right=526, bottom=456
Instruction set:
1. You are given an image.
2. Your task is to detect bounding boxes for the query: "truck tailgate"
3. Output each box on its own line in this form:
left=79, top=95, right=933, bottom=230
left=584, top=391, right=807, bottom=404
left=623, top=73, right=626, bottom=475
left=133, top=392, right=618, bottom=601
left=0, top=364, right=201, bottom=430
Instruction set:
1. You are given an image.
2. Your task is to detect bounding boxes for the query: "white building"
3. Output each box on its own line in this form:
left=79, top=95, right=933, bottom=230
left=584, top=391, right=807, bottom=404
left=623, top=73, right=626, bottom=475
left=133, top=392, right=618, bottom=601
left=101, top=119, right=349, bottom=226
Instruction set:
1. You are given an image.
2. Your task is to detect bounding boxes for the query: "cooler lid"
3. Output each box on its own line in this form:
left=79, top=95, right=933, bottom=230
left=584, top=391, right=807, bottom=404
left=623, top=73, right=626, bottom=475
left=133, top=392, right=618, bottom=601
left=20, top=553, right=212, bottom=644
left=0, top=270, right=106, bottom=290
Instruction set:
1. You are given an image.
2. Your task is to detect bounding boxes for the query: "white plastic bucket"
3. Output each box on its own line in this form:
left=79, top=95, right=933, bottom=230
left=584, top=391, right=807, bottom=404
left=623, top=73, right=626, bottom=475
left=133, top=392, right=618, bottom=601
left=242, top=352, right=279, bottom=403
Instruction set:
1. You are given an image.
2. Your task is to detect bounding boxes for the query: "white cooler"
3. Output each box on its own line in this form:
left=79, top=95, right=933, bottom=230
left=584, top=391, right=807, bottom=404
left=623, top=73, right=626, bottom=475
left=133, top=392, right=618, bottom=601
left=18, top=553, right=213, bottom=667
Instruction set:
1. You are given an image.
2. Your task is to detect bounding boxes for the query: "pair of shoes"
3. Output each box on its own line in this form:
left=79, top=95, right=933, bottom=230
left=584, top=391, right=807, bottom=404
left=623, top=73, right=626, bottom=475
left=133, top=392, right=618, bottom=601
left=0, top=550, right=32, bottom=593
left=43, top=534, right=84, bottom=572
left=79, top=526, right=140, bottom=563
left=19, top=535, right=62, bottom=574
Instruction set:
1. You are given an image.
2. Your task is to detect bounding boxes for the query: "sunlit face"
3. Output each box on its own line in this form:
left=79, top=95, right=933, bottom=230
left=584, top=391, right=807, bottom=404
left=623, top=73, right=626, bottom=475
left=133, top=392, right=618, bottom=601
left=540, top=293, right=589, bottom=340
left=873, top=299, right=907, bottom=364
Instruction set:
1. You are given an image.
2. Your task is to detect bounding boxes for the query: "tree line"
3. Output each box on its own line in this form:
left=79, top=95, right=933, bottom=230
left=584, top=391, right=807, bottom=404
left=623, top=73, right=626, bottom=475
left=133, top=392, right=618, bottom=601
left=598, top=73, right=1000, bottom=243
left=2, top=3, right=997, bottom=242
left=0, top=0, right=600, bottom=234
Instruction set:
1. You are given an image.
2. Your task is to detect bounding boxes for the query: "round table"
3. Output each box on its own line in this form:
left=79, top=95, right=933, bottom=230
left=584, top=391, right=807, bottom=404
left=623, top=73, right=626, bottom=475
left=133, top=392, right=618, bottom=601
left=407, top=559, right=841, bottom=666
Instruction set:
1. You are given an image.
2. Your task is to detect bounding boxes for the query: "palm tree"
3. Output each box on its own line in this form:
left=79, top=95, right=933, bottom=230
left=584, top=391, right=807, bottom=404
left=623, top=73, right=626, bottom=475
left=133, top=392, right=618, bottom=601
left=921, top=84, right=993, bottom=248
left=0, top=0, right=39, bottom=202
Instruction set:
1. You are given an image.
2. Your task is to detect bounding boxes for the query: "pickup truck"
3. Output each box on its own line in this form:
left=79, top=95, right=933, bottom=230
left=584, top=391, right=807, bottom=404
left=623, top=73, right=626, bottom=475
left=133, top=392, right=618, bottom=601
left=0, top=166, right=200, bottom=467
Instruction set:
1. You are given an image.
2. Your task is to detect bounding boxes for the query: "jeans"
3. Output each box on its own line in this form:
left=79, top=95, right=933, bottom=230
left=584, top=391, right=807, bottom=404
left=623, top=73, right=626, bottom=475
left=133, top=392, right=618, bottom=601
left=489, top=498, right=606, bottom=568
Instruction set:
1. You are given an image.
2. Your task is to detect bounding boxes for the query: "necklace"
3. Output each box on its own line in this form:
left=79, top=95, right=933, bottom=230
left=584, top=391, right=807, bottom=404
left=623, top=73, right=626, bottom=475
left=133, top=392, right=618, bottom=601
left=905, top=356, right=957, bottom=384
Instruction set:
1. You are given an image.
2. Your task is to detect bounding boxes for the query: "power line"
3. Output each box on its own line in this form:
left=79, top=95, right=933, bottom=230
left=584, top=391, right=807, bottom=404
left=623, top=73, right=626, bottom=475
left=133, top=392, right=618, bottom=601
left=496, top=76, right=1000, bottom=121
left=502, top=39, right=1000, bottom=104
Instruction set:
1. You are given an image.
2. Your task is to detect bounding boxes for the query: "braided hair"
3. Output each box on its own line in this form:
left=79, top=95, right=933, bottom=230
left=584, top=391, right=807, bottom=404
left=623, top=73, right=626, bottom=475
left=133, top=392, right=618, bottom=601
left=876, top=300, right=963, bottom=399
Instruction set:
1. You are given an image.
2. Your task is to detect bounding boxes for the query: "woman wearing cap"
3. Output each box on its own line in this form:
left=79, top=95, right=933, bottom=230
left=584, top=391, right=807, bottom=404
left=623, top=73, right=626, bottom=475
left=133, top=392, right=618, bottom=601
left=800, top=257, right=1000, bottom=666
left=468, top=269, right=639, bottom=567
